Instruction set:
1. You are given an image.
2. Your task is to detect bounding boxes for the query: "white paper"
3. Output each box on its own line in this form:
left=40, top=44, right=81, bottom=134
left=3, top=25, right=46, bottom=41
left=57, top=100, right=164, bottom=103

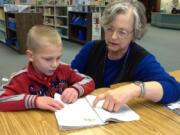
left=54, top=93, right=103, bottom=130
left=167, top=100, right=180, bottom=109
left=166, top=100, right=180, bottom=115
left=54, top=93, right=140, bottom=130
left=86, top=95, right=140, bottom=122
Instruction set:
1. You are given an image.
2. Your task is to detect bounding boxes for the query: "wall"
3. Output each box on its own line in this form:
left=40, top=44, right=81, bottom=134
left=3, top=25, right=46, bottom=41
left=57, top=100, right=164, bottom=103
left=161, top=0, right=180, bottom=13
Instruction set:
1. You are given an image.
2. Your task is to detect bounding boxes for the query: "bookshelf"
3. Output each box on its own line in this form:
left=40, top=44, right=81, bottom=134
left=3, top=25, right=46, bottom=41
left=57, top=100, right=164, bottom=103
left=55, top=6, right=73, bottom=39
left=5, top=12, right=43, bottom=53
left=0, top=6, right=7, bottom=43
left=69, top=11, right=92, bottom=44
left=42, top=3, right=73, bottom=39
left=43, top=5, right=55, bottom=27
left=69, top=11, right=102, bottom=44
left=1, top=0, right=104, bottom=44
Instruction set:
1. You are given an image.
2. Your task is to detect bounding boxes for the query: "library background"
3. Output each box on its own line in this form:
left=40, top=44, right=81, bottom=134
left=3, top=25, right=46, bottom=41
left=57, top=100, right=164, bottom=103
left=0, top=0, right=179, bottom=54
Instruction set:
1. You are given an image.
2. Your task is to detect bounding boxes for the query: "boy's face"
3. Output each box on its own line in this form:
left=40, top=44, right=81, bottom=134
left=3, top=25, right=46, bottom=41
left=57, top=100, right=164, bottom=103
left=27, top=41, right=63, bottom=76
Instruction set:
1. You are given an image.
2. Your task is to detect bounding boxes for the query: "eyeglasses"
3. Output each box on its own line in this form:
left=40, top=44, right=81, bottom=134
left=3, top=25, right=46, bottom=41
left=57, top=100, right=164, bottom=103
left=104, top=27, right=134, bottom=39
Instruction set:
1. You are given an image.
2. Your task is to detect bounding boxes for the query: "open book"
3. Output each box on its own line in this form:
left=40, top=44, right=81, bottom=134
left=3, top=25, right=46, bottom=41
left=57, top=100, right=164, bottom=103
left=54, top=93, right=140, bottom=130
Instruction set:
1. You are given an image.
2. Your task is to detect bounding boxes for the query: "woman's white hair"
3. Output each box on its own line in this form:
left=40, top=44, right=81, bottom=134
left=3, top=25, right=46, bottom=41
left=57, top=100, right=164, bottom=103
left=101, top=0, right=147, bottom=40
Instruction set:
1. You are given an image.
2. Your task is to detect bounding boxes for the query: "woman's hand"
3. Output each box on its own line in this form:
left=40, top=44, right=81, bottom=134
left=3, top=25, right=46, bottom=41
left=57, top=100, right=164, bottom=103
left=93, top=83, right=140, bottom=112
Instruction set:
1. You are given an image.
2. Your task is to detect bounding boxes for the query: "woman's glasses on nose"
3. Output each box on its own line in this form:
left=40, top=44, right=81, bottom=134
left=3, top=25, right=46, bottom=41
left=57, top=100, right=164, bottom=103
left=104, top=27, right=133, bottom=39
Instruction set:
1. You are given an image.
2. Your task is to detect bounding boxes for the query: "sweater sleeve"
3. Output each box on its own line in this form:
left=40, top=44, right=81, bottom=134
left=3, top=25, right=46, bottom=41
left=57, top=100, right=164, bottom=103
left=135, top=54, right=180, bottom=104
left=64, top=65, right=95, bottom=97
left=0, top=77, right=37, bottom=111
left=71, top=41, right=95, bottom=73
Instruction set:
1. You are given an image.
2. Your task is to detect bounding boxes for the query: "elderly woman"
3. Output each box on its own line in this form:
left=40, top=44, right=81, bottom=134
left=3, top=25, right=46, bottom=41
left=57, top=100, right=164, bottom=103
left=71, top=0, right=180, bottom=112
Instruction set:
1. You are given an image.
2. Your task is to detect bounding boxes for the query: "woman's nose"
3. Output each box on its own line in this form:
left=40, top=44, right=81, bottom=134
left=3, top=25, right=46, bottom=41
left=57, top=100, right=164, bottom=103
left=111, top=31, right=119, bottom=39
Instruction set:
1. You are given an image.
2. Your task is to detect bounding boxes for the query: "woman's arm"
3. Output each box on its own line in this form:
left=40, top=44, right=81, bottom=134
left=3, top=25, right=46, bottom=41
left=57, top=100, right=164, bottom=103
left=135, top=54, right=180, bottom=103
left=93, top=55, right=180, bottom=112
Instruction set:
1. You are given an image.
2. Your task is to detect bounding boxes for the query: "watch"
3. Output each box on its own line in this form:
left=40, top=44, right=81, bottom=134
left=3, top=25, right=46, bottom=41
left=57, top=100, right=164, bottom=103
left=134, top=81, right=145, bottom=97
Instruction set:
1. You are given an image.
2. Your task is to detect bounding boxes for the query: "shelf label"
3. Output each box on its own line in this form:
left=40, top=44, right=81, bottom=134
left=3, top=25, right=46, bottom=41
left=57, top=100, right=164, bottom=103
left=92, top=12, right=101, bottom=40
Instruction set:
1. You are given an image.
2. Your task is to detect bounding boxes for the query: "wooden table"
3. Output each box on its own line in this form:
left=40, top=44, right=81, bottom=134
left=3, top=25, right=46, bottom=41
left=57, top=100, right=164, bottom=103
left=139, top=70, right=180, bottom=123
left=169, top=70, right=180, bottom=81
left=0, top=71, right=180, bottom=135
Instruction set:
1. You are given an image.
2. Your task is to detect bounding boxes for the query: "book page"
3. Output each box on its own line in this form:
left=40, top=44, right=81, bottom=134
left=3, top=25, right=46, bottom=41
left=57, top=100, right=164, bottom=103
left=86, top=95, right=140, bottom=123
left=54, top=93, right=104, bottom=130
left=165, top=100, right=180, bottom=115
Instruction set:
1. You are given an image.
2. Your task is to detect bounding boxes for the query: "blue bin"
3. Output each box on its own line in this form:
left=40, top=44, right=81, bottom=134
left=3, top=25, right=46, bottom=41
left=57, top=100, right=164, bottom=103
left=78, top=30, right=86, bottom=41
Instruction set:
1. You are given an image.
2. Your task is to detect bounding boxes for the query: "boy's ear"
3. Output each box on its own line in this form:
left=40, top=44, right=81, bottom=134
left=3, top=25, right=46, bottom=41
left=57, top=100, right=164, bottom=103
left=26, top=49, right=33, bottom=62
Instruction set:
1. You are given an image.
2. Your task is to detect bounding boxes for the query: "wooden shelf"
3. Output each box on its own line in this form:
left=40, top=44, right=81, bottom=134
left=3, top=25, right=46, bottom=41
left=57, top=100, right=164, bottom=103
left=5, top=12, right=43, bottom=54
left=42, top=5, right=71, bottom=39
left=55, top=6, right=70, bottom=38
left=69, top=23, right=88, bottom=28
left=69, top=11, right=103, bottom=43
left=56, top=16, right=68, bottom=18
left=0, top=38, right=6, bottom=43
left=68, top=11, right=92, bottom=44
left=0, top=7, right=6, bottom=43
left=0, top=20, right=6, bottom=33
left=36, top=4, right=104, bottom=41
left=0, top=28, right=6, bottom=33
left=0, top=18, right=5, bottom=21
left=43, top=23, right=55, bottom=27
left=0, top=31, right=6, bottom=43
left=56, top=25, right=68, bottom=29
left=43, top=14, right=54, bottom=17
left=61, top=35, right=68, bottom=39
left=7, top=27, right=16, bottom=32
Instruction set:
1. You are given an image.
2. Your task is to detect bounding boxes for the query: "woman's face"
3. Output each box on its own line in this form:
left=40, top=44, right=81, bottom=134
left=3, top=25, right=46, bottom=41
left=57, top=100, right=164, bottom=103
left=104, top=9, right=134, bottom=54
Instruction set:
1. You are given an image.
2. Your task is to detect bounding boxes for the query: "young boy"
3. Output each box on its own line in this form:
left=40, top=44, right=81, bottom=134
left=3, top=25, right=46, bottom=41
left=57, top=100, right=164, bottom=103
left=0, top=25, right=95, bottom=112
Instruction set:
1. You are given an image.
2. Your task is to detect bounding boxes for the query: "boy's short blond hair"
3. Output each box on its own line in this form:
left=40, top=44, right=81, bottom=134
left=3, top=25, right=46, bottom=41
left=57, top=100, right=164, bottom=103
left=26, top=25, right=62, bottom=51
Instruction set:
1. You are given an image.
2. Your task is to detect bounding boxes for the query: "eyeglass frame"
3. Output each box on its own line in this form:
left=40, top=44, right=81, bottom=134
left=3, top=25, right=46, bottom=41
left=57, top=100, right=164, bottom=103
left=103, top=26, right=134, bottom=39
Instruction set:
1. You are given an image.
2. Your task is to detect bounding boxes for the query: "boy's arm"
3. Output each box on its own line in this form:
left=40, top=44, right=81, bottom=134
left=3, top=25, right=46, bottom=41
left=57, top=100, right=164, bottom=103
left=71, top=75, right=95, bottom=97
left=0, top=78, right=37, bottom=111
left=0, top=90, right=64, bottom=112
left=0, top=90, right=37, bottom=111
left=67, top=66, right=95, bottom=97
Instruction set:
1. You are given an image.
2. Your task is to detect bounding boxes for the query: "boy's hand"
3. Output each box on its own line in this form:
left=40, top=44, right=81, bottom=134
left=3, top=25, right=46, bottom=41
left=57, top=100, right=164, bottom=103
left=61, top=88, right=78, bottom=103
left=36, top=96, right=64, bottom=112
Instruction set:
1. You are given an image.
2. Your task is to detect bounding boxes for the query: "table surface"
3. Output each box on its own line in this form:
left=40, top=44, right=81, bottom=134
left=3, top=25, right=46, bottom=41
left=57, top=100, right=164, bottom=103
left=0, top=70, right=180, bottom=135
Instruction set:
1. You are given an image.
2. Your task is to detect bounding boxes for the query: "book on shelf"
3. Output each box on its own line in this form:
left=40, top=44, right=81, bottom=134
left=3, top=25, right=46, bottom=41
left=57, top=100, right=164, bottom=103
left=54, top=93, right=140, bottom=130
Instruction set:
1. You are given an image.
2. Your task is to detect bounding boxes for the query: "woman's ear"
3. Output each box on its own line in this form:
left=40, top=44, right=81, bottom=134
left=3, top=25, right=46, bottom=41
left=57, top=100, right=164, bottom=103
left=26, top=49, right=33, bottom=62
